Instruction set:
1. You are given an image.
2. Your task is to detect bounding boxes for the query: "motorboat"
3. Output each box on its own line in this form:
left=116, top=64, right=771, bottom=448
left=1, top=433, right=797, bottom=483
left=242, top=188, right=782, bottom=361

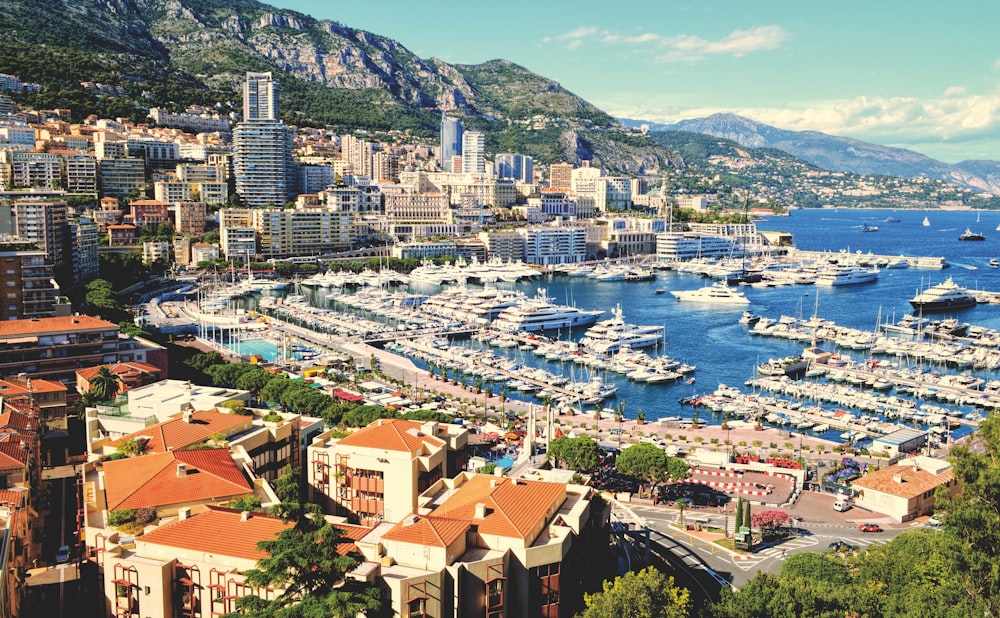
left=814, top=264, right=879, bottom=286
left=491, top=289, right=603, bottom=332
left=884, top=216, right=901, bottom=223
left=579, top=304, right=664, bottom=354
left=670, top=281, right=750, bottom=304
left=959, top=228, right=986, bottom=241
left=860, top=223, right=879, bottom=232
left=909, top=277, right=977, bottom=311
left=991, top=259, right=999, bottom=269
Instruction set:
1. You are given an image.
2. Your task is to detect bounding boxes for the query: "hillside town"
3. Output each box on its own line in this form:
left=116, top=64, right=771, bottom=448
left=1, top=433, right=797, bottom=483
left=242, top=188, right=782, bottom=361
left=0, top=68, right=993, bottom=618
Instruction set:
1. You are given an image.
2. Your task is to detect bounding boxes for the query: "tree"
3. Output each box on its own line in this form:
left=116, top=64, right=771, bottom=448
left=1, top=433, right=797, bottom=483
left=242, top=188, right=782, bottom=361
left=751, top=509, right=791, bottom=535
left=547, top=436, right=600, bottom=472
left=675, top=499, right=690, bottom=527
left=116, top=438, right=144, bottom=458
left=579, top=566, right=690, bottom=618
left=232, top=468, right=383, bottom=617
left=616, top=443, right=689, bottom=498
left=88, top=365, right=122, bottom=402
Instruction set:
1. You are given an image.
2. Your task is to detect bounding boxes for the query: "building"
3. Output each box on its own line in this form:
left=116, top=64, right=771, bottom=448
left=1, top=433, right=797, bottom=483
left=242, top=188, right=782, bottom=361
left=189, top=242, right=219, bottom=265
left=460, top=131, right=485, bottom=174
left=850, top=456, right=958, bottom=522
left=655, top=232, right=739, bottom=263
left=148, top=106, right=232, bottom=132
left=358, top=471, right=604, bottom=618
left=521, top=226, right=587, bottom=265
left=548, top=162, right=573, bottom=191
left=253, top=206, right=353, bottom=259
left=0, top=240, right=62, bottom=320
left=172, top=201, right=206, bottom=236
left=75, top=361, right=162, bottom=399
left=172, top=236, right=191, bottom=267
left=871, top=428, right=929, bottom=458
left=496, top=153, right=534, bottom=183
left=70, top=216, right=99, bottom=285
left=477, top=230, right=526, bottom=263
left=440, top=116, right=463, bottom=172
left=0, top=316, right=120, bottom=385
left=107, top=224, right=136, bottom=246
left=128, top=200, right=170, bottom=231
left=12, top=198, right=71, bottom=285
left=307, top=419, right=469, bottom=526
left=142, top=240, right=171, bottom=263
left=0, top=375, right=67, bottom=430
left=233, top=72, right=296, bottom=207
left=97, top=157, right=146, bottom=199
left=219, top=208, right=257, bottom=260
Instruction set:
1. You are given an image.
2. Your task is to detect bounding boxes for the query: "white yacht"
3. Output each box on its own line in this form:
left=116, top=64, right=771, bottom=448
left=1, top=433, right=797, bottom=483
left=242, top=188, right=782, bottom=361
left=909, top=277, right=978, bottom=311
left=814, top=263, right=879, bottom=286
left=670, top=281, right=750, bottom=304
left=491, top=289, right=603, bottom=332
left=579, top=304, right=664, bottom=354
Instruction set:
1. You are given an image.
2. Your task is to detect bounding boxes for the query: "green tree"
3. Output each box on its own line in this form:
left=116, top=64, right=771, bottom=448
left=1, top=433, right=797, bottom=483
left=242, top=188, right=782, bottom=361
left=88, top=365, right=121, bottom=402
left=231, top=468, right=383, bottom=617
left=547, top=436, right=601, bottom=472
left=616, top=443, right=689, bottom=498
left=580, top=566, right=690, bottom=618
left=115, top=438, right=144, bottom=458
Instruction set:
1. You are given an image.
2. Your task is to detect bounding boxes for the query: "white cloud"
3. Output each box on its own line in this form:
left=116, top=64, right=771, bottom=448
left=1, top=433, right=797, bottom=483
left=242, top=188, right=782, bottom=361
left=993, top=58, right=1000, bottom=71
left=542, top=24, right=787, bottom=60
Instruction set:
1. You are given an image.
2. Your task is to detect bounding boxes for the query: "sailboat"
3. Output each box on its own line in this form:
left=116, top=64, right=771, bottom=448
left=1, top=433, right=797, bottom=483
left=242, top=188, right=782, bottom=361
left=922, top=216, right=931, bottom=227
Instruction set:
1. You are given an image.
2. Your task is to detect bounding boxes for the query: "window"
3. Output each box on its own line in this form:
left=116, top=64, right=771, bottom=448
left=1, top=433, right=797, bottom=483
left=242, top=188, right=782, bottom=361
left=533, top=563, right=561, bottom=618
left=487, top=577, right=505, bottom=618
left=406, top=597, right=427, bottom=618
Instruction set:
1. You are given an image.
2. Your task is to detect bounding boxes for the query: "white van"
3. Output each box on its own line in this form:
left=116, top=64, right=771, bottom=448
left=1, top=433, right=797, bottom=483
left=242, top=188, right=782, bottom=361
left=833, top=498, right=851, bottom=512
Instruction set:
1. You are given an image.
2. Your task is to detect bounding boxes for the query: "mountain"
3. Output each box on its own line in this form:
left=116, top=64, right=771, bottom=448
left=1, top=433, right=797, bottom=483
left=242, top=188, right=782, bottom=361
left=0, top=0, right=668, bottom=173
left=625, top=113, right=1000, bottom=194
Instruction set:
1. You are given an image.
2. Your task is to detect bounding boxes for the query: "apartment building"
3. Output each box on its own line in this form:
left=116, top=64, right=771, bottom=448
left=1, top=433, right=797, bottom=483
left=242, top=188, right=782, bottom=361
left=0, top=240, right=61, bottom=320
left=253, top=206, right=353, bottom=259
left=97, top=157, right=145, bottom=199
left=307, top=419, right=469, bottom=526
left=548, top=162, right=573, bottom=190
left=70, top=216, right=100, bottom=285
left=477, top=231, right=526, bottom=263
left=384, top=191, right=451, bottom=224
left=219, top=208, right=256, bottom=260
left=172, top=200, right=206, bottom=236
left=128, top=200, right=170, bottom=231
left=521, top=226, right=587, bottom=265
left=12, top=198, right=70, bottom=282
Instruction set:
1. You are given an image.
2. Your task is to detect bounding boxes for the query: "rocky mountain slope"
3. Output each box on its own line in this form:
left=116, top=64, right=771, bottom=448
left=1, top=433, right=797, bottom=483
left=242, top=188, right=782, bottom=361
left=628, top=113, right=1000, bottom=194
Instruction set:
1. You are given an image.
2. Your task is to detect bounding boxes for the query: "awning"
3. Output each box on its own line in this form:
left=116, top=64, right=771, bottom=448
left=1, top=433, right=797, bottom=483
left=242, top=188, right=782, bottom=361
left=2, top=336, right=37, bottom=345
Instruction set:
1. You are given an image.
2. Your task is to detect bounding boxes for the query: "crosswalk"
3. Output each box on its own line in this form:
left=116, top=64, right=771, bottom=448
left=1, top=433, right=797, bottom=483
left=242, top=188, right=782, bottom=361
left=729, top=535, right=889, bottom=570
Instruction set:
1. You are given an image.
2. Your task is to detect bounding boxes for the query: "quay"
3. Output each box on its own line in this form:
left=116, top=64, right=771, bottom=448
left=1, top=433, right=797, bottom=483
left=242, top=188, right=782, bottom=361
left=787, top=248, right=947, bottom=269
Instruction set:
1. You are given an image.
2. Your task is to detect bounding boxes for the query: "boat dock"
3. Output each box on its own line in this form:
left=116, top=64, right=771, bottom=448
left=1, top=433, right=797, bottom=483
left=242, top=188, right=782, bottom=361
left=788, top=248, right=948, bottom=269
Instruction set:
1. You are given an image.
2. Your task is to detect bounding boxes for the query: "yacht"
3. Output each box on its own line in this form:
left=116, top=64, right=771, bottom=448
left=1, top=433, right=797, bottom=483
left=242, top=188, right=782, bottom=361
left=670, top=281, right=750, bottom=304
left=909, top=277, right=978, bottom=311
left=991, top=259, right=999, bottom=269
left=814, top=263, right=878, bottom=286
left=959, top=228, right=986, bottom=241
left=860, top=223, right=879, bottom=233
left=491, top=289, right=603, bottom=332
left=923, top=216, right=931, bottom=227
left=579, top=304, right=664, bottom=354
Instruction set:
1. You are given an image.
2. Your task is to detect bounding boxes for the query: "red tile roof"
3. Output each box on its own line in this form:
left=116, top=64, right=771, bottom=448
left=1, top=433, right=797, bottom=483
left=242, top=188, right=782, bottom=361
left=76, top=361, right=160, bottom=383
left=337, top=419, right=445, bottom=453
left=0, top=489, right=26, bottom=508
left=0, top=315, right=117, bottom=338
left=0, top=411, right=39, bottom=433
left=851, top=463, right=954, bottom=499
left=382, top=516, right=469, bottom=548
left=138, top=507, right=372, bottom=560
left=106, top=409, right=249, bottom=453
left=103, top=449, right=252, bottom=511
left=0, top=378, right=66, bottom=395
left=429, top=475, right=566, bottom=539
left=0, top=441, right=30, bottom=469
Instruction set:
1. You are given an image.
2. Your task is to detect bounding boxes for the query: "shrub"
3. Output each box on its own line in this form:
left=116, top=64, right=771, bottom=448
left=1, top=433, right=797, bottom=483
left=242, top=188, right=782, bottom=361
left=263, top=413, right=283, bottom=423
left=133, top=507, right=156, bottom=526
left=108, top=508, right=135, bottom=527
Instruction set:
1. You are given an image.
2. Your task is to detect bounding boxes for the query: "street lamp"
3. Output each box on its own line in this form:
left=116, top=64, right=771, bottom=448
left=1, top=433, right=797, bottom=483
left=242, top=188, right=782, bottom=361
left=617, top=400, right=627, bottom=450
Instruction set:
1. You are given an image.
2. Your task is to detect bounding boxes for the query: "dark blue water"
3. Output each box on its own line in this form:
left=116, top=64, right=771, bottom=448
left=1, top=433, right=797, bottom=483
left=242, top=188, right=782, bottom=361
left=446, top=208, right=1000, bottom=440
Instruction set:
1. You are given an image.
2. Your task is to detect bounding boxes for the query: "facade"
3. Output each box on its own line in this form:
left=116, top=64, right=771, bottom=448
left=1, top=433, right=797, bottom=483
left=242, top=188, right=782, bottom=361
left=871, top=428, right=928, bottom=458
left=0, top=241, right=61, bottom=320
left=253, top=206, right=353, bottom=259
left=219, top=208, right=257, bottom=260
left=70, top=216, right=100, bottom=285
left=0, top=375, right=67, bottom=429
left=655, top=232, right=739, bottom=262
left=440, top=117, right=463, bottom=172
left=850, top=456, right=958, bottom=522
left=12, top=198, right=70, bottom=284
left=477, top=231, right=526, bottom=263
left=0, top=316, right=119, bottom=385
left=142, top=240, right=171, bottom=263
left=189, top=242, right=219, bottom=265
left=496, top=153, right=534, bottom=183
left=307, top=419, right=469, bottom=526
left=460, top=131, right=485, bottom=174
left=521, top=226, right=587, bottom=265
left=172, top=236, right=191, bottom=267
left=75, top=361, right=161, bottom=399
left=299, top=163, right=336, bottom=194
left=148, top=107, right=232, bottom=132
left=391, top=241, right=458, bottom=260
left=172, top=200, right=206, bottom=236
left=63, top=153, right=98, bottom=192
left=128, top=200, right=170, bottom=231
left=107, top=224, right=136, bottom=246
left=548, top=162, right=573, bottom=191
left=233, top=73, right=296, bottom=208
left=385, top=191, right=451, bottom=225
left=97, top=157, right=146, bottom=199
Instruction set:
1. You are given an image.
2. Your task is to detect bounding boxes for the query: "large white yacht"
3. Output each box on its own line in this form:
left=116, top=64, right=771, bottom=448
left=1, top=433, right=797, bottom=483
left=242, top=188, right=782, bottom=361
left=670, top=281, right=750, bottom=304
left=491, top=289, right=603, bottom=332
left=909, top=277, right=978, bottom=311
left=579, top=304, right=664, bottom=354
left=814, top=263, right=879, bottom=286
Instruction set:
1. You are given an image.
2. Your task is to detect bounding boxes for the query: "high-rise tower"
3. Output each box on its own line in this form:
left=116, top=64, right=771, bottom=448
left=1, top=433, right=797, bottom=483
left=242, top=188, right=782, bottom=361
left=461, top=131, right=485, bottom=174
left=440, top=116, right=463, bottom=172
left=233, top=72, right=296, bottom=208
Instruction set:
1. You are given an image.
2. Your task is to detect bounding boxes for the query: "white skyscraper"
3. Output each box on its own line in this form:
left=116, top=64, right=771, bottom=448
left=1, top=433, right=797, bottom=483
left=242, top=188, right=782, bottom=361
left=461, top=131, right=485, bottom=174
left=233, top=72, right=296, bottom=207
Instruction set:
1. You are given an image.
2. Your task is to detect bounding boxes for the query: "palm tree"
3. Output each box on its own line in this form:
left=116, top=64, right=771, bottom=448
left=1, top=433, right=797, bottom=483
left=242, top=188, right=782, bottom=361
left=89, top=366, right=121, bottom=402
left=675, top=498, right=690, bottom=527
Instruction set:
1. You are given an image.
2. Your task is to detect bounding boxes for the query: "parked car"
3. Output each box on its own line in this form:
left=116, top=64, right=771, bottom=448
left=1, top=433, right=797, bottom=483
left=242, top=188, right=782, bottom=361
left=828, top=541, right=852, bottom=552
left=858, top=523, right=883, bottom=533
left=55, top=545, right=70, bottom=564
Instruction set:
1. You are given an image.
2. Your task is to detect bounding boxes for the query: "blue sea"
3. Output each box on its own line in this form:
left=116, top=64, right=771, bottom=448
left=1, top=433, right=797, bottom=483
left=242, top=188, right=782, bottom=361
left=435, top=209, right=1000, bottom=442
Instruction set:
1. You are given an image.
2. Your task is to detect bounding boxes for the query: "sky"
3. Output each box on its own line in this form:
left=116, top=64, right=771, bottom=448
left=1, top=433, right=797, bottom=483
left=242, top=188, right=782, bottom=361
left=266, top=1, right=1000, bottom=163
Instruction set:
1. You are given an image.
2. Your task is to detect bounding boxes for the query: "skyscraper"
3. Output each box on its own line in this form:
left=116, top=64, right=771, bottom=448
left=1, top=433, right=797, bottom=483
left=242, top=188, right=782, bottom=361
left=440, top=116, right=463, bottom=172
left=233, top=72, right=296, bottom=208
left=461, top=131, right=485, bottom=174
left=496, top=154, right=534, bottom=183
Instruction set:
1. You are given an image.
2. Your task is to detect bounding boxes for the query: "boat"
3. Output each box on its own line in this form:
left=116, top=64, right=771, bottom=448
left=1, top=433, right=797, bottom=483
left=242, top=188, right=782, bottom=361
left=884, top=216, right=901, bottom=223
left=959, top=228, right=986, bottom=241
left=909, top=277, right=978, bottom=311
left=578, top=304, right=664, bottom=354
left=923, top=216, right=931, bottom=227
left=654, top=288, right=665, bottom=295
left=491, top=289, right=603, bottom=332
left=670, top=281, right=750, bottom=305
left=814, top=263, right=879, bottom=286
left=860, top=223, right=879, bottom=232
left=991, top=259, right=999, bottom=269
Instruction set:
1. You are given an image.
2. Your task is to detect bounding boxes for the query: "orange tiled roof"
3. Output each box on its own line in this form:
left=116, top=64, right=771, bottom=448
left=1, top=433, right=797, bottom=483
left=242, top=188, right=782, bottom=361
left=382, top=516, right=469, bottom=548
left=0, top=315, right=116, bottom=338
left=0, top=489, right=26, bottom=508
left=851, top=464, right=954, bottom=500
left=103, top=449, right=252, bottom=511
left=0, top=378, right=66, bottom=394
left=76, top=361, right=160, bottom=383
left=0, top=441, right=30, bottom=468
left=138, top=507, right=372, bottom=560
left=0, top=411, right=39, bottom=433
left=337, top=419, right=445, bottom=453
left=430, top=475, right=566, bottom=539
left=107, top=409, right=250, bottom=453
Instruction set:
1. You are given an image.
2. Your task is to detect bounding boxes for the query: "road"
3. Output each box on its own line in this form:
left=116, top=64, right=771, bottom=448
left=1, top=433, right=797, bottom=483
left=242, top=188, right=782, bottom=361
left=612, top=499, right=919, bottom=591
